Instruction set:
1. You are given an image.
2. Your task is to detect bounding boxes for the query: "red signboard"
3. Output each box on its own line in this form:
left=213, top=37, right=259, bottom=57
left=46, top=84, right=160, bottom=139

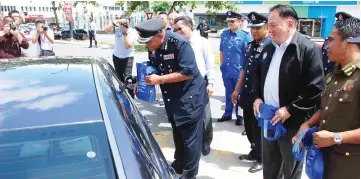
left=146, top=12, right=153, bottom=20
left=64, top=2, right=73, bottom=22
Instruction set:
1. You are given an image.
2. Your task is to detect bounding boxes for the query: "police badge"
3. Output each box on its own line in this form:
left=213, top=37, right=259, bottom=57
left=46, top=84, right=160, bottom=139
left=251, top=14, right=256, bottom=21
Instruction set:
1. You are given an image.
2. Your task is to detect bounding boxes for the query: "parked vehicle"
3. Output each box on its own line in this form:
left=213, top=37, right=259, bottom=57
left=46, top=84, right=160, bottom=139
left=0, top=57, right=177, bottom=179
left=217, top=27, right=228, bottom=38
left=56, top=29, right=89, bottom=40
left=18, top=24, right=32, bottom=40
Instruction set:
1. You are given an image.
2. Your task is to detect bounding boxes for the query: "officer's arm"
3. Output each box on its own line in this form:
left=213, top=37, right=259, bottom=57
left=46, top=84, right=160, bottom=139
left=286, top=43, right=324, bottom=116
left=219, top=35, right=224, bottom=64
left=234, top=70, right=245, bottom=92
left=340, top=128, right=360, bottom=144
left=159, top=42, right=195, bottom=83
left=252, top=51, right=263, bottom=102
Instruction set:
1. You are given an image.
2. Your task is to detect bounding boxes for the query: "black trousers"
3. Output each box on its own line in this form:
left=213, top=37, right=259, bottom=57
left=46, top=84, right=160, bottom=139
left=113, top=55, right=134, bottom=97
left=202, top=99, right=213, bottom=146
left=89, top=30, right=97, bottom=46
left=170, top=113, right=204, bottom=178
left=112, top=55, right=134, bottom=83
left=262, top=128, right=304, bottom=179
left=202, top=76, right=213, bottom=146
left=243, top=107, right=262, bottom=163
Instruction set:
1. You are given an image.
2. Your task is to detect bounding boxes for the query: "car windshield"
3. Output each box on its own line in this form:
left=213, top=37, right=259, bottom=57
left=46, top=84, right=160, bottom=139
left=0, top=122, right=117, bottom=179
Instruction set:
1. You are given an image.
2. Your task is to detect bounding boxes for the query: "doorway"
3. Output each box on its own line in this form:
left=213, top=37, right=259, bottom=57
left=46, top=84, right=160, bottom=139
left=298, top=18, right=322, bottom=37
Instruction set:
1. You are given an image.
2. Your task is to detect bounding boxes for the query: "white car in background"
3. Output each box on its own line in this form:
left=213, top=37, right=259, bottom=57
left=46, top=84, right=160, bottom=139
left=19, top=24, right=32, bottom=40
left=217, top=28, right=228, bottom=38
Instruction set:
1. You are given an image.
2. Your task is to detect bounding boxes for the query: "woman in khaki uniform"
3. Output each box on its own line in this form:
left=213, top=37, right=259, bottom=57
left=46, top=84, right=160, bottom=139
left=292, top=18, right=360, bottom=179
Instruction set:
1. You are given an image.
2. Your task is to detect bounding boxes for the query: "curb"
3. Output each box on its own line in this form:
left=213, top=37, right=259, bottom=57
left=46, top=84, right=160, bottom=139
left=55, top=40, right=114, bottom=49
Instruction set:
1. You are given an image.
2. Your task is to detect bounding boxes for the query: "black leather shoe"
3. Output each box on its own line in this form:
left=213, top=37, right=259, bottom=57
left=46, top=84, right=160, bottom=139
left=217, top=116, right=231, bottom=122
left=235, top=120, right=243, bottom=126
left=202, top=145, right=211, bottom=156
left=88, top=46, right=92, bottom=48
left=242, top=130, right=247, bottom=135
left=248, top=162, right=263, bottom=173
left=238, top=153, right=256, bottom=161
left=170, top=160, right=182, bottom=174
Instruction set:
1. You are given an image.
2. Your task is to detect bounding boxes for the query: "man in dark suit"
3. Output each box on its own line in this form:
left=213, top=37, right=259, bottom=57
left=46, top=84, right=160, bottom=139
left=252, top=5, right=324, bottom=179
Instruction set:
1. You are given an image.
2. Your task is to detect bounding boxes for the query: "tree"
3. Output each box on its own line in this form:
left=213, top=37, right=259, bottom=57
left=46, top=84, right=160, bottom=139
left=121, top=1, right=236, bottom=16
left=51, top=1, right=63, bottom=31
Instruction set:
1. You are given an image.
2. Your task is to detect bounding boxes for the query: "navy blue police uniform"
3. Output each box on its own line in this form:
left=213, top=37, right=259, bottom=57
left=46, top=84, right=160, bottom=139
left=322, top=12, right=354, bottom=75
left=237, top=12, right=271, bottom=173
left=135, top=18, right=207, bottom=179
left=218, top=11, right=252, bottom=125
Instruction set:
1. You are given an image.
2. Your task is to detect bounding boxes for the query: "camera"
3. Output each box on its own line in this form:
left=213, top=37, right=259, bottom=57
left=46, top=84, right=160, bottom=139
left=121, top=22, right=129, bottom=28
left=42, top=25, right=48, bottom=31
left=10, top=23, right=17, bottom=31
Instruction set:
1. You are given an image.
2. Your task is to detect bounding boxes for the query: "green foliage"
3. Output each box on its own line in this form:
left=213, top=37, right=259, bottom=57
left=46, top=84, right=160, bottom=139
left=73, top=1, right=100, bottom=7
left=122, top=1, right=150, bottom=14
left=152, top=1, right=171, bottom=13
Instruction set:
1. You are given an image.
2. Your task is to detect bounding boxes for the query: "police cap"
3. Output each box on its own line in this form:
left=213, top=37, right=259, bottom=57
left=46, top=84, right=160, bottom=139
left=347, top=36, right=360, bottom=44
left=248, top=11, right=268, bottom=27
left=335, top=12, right=353, bottom=21
left=135, top=18, right=164, bottom=44
left=226, top=11, right=246, bottom=21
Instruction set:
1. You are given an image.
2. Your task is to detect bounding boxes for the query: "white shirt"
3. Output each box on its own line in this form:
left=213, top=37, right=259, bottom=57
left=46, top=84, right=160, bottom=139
left=89, top=22, right=96, bottom=32
left=189, top=31, right=215, bottom=84
left=263, top=34, right=294, bottom=107
left=31, top=30, right=54, bottom=56
left=113, top=27, right=138, bottom=58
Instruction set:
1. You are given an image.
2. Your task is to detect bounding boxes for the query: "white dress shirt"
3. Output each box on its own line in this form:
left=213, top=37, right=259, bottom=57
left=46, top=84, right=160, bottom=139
left=189, top=31, right=215, bottom=84
left=31, top=30, right=54, bottom=56
left=263, top=34, right=294, bottom=107
left=89, top=22, right=96, bottom=32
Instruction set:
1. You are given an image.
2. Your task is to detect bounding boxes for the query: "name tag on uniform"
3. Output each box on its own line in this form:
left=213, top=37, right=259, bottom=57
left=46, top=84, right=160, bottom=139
left=163, top=54, right=174, bottom=60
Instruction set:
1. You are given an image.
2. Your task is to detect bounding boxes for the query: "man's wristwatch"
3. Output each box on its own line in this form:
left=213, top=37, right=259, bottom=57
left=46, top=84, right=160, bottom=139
left=334, top=132, right=342, bottom=145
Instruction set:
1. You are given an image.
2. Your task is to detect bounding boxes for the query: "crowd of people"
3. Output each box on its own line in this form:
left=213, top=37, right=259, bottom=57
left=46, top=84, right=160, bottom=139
left=129, top=4, right=359, bottom=179
left=0, top=4, right=359, bottom=179
left=0, top=10, right=54, bottom=58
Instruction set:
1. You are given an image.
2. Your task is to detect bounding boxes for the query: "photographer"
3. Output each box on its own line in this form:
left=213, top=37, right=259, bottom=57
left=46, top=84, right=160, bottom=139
left=31, top=19, right=55, bottom=56
left=0, top=16, right=29, bottom=58
left=9, top=10, right=23, bottom=26
left=104, top=15, right=137, bottom=84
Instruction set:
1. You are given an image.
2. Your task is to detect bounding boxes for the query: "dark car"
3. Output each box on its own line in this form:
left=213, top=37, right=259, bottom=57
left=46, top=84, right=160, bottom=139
left=0, top=57, right=177, bottom=179
left=55, top=29, right=89, bottom=40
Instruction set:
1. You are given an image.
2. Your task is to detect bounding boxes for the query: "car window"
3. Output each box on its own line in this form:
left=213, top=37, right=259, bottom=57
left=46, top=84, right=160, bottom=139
left=0, top=122, right=117, bottom=179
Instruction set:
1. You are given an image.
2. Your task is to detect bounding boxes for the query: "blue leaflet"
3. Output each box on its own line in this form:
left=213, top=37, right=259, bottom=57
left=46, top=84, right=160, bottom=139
left=292, top=126, right=324, bottom=179
left=256, top=104, right=287, bottom=141
left=136, top=62, right=157, bottom=103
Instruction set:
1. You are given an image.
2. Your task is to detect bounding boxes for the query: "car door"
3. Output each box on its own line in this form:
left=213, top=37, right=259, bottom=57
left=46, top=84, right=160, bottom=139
left=98, top=60, right=176, bottom=179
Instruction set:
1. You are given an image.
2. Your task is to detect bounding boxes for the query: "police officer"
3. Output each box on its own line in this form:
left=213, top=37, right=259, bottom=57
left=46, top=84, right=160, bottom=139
left=218, top=11, right=252, bottom=126
left=231, top=11, right=271, bottom=173
left=322, top=12, right=354, bottom=75
left=135, top=18, right=207, bottom=179
left=293, top=18, right=360, bottom=179
left=196, top=17, right=211, bottom=39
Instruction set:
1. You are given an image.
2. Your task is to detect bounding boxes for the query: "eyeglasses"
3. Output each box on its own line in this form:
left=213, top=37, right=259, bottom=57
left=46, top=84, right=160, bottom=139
left=227, top=20, right=235, bottom=23
left=174, top=27, right=183, bottom=32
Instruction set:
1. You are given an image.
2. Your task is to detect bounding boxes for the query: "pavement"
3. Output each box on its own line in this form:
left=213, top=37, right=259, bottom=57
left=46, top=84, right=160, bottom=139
left=22, top=40, right=308, bottom=179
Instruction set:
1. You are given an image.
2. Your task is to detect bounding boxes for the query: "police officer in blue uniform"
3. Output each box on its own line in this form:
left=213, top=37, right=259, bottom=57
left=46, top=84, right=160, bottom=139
left=232, top=11, right=271, bottom=173
left=218, top=11, right=252, bottom=126
left=322, top=12, right=354, bottom=75
left=135, top=18, right=207, bottom=179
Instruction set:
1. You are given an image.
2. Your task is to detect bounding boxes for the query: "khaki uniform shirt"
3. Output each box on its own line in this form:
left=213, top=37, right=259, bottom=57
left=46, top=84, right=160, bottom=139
left=319, top=58, right=360, bottom=179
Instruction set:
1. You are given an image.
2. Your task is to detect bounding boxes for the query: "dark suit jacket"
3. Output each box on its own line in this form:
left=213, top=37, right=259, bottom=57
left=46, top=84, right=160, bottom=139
left=253, top=32, right=324, bottom=129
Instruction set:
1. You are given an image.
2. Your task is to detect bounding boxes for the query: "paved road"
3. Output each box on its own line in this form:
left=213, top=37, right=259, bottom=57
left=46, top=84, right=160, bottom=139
left=23, top=42, right=307, bottom=179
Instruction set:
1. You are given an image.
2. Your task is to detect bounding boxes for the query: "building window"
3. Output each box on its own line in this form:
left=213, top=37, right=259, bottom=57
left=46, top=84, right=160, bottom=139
left=115, top=7, right=120, bottom=11
left=25, top=7, right=28, bottom=11
left=43, top=7, right=45, bottom=11
left=21, top=6, right=24, bottom=11
left=110, top=6, right=114, bottom=10
left=103, top=6, right=107, bottom=10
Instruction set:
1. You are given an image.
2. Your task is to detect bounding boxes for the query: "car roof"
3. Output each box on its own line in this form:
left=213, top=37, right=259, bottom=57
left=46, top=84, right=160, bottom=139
left=0, top=57, right=103, bottom=131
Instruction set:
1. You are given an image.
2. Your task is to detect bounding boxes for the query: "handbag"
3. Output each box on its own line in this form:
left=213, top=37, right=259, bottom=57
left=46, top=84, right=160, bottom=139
left=38, top=35, right=55, bottom=56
